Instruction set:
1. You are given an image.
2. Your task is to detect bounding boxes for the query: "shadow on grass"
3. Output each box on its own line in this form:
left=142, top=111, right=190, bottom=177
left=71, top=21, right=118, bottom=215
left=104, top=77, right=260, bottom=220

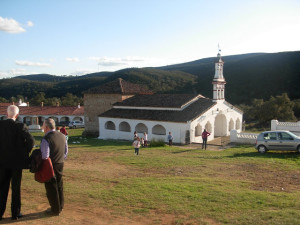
left=228, top=151, right=300, bottom=159
left=68, top=138, right=132, bottom=147
left=0, top=211, right=54, bottom=224
left=171, top=149, right=195, bottom=154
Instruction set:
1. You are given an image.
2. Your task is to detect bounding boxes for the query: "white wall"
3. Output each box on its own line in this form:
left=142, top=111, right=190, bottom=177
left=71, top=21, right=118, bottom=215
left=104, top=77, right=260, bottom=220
left=98, top=117, right=188, bottom=144
left=230, top=130, right=258, bottom=144
left=189, top=101, right=243, bottom=143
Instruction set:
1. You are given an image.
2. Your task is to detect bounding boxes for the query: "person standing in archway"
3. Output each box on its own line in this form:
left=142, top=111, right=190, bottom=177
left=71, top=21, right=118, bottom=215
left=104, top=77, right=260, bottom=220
left=202, top=129, right=211, bottom=150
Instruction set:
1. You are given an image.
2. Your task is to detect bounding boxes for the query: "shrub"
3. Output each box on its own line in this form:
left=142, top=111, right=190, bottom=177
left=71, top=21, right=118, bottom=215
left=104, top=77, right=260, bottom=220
left=149, top=138, right=165, bottom=147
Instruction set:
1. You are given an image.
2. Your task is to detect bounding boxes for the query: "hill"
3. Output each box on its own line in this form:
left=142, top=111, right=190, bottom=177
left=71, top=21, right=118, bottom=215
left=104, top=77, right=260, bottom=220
left=158, top=51, right=300, bottom=104
left=0, top=51, right=299, bottom=104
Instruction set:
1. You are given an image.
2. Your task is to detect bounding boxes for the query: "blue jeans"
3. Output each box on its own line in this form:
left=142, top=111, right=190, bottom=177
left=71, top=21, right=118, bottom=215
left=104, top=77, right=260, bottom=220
left=134, top=148, right=139, bottom=155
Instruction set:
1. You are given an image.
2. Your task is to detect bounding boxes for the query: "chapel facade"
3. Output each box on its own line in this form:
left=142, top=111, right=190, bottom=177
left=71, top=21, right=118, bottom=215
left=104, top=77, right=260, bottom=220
left=97, top=52, right=243, bottom=144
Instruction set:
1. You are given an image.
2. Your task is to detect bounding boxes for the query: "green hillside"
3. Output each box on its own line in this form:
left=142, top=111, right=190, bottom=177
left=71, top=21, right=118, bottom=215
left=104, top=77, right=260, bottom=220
left=0, top=51, right=299, bottom=104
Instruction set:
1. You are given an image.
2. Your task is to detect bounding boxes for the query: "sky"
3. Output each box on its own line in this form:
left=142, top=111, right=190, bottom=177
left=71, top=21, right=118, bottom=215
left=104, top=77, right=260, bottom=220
left=0, top=0, right=299, bottom=78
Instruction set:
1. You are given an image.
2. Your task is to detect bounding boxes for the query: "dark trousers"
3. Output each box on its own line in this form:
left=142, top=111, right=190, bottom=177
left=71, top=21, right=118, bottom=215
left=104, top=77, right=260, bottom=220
left=134, top=148, right=139, bottom=155
left=0, top=168, right=22, bottom=218
left=202, top=138, right=208, bottom=149
left=44, top=163, right=64, bottom=214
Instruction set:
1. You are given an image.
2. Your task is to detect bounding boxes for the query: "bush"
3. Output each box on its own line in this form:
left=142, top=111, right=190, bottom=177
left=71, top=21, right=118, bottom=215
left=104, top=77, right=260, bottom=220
left=149, top=138, right=165, bottom=147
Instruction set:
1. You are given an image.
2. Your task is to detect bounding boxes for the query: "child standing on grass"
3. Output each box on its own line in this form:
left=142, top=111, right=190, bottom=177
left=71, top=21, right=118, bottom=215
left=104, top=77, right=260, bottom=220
left=167, top=132, right=173, bottom=146
left=132, top=137, right=141, bottom=155
left=141, top=137, right=144, bottom=147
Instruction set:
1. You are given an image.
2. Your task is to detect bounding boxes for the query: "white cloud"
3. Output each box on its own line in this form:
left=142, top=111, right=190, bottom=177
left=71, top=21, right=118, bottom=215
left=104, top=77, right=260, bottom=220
left=16, top=60, right=51, bottom=67
left=0, top=16, right=26, bottom=33
left=88, top=56, right=102, bottom=61
left=88, top=56, right=145, bottom=67
left=9, top=68, right=27, bottom=75
left=0, top=68, right=28, bottom=78
left=0, top=71, right=10, bottom=77
left=27, top=21, right=34, bottom=27
left=122, top=56, right=145, bottom=62
left=98, top=61, right=127, bottom=67
left=71, top=69, right=98, bottom=76
left=66, top=57, right=80, bottom=62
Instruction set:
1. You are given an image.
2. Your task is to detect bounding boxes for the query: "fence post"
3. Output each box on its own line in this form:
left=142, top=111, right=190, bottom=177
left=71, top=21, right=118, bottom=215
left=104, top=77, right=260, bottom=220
left=230, top=129, right=238, bottom=143
left=271, top=120, right=278, bottom=131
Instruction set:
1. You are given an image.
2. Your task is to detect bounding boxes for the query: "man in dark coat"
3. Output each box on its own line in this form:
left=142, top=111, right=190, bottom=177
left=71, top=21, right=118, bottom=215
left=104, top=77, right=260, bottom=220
left=41, top=118, right=68, bottom=216
left=0, top=105, right=34, bottom=220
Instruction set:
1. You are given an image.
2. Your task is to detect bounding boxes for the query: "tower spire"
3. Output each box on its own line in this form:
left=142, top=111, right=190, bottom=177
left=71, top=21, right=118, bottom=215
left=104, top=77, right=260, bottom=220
left=212, top=46, right=226, bottom=102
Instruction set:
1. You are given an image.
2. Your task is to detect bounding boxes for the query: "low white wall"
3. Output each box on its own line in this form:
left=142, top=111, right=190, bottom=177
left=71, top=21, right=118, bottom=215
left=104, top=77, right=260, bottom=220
left=271, top=120, right=300, bottom=132
left=230, top=130, right=258, bottom=144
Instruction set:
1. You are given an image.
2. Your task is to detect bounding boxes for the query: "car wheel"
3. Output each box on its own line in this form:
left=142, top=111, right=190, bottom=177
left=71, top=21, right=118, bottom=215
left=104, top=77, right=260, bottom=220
left=297, top=145, right=300, bottom=154
left=257, top=145, right=267, bottom=154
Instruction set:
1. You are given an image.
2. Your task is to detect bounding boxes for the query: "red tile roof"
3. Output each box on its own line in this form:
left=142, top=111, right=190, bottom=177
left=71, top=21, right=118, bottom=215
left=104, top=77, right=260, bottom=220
left=0, top=103, right=11, bottom=107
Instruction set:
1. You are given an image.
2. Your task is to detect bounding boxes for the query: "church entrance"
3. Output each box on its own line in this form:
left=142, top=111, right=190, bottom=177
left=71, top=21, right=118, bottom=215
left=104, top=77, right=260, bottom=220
left=214, top=113, right=227, bottom=137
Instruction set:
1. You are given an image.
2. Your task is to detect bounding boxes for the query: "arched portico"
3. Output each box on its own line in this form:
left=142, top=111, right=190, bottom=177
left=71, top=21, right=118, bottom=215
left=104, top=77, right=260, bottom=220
left=236, top=118, right=241, bottom=130
left=229, top=118, right=234, bottom=131
left=73, top=116, right=83, bottom=122
left=38, top=116, right=45, bottom=125
left=23, top=117, right=31, bottom=126
left=105, top=121, right=116, bottom=130
left=214, top=113, right=227, bottom=137
left=152, top=124, right=166, bottom=135
left=205, top=121, right=212, bottom=133
left=60, top=116, right=70, bottom=125
left=195, top=124, right=202, bottom=136
left=119, top=121, right=131, bottom=132
left=135, top=123, right=148, bottom=134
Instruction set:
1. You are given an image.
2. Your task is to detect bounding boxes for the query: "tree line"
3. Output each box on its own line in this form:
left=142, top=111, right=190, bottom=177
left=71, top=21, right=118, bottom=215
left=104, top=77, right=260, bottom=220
left=238, top=93, right=300, bottom=129
left=0, top=92, right=83, bottom=107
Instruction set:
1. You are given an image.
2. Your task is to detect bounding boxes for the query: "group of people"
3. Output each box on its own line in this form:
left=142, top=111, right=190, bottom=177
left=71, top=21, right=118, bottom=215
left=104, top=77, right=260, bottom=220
left=132, top=131, right=148, bottom=155
left=132, top=129, right=211, bottom=152
left=0, top=105, right=68, bottom=220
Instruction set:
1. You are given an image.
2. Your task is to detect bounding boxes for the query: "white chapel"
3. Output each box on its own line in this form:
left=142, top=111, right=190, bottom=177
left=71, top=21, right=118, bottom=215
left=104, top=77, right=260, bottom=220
left=98, top=51, right=243, bottom=144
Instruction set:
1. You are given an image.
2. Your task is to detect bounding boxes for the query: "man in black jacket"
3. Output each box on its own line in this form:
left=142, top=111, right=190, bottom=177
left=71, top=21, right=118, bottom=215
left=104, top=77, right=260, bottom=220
left=0, top=105, right=34, bottom=220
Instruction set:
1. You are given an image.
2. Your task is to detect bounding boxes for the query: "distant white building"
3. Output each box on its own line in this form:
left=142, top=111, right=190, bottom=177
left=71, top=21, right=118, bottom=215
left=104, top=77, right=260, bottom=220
left=98, top=51, right=243, bottom=144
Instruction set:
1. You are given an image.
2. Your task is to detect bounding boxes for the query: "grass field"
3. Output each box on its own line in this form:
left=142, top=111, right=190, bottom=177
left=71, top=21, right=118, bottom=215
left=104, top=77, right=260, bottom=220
left=1, top=128, right=300, bottom=225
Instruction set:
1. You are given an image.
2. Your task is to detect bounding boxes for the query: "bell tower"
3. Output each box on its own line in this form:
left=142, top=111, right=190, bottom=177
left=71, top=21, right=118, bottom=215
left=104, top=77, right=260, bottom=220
left=212, top=47, right=226, bottom=102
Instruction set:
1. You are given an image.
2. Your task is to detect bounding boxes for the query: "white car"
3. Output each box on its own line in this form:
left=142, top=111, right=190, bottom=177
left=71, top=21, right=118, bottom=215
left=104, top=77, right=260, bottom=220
left=68, top=121, right=85, bottom=129
left=255, top=130, right=300, bottom=153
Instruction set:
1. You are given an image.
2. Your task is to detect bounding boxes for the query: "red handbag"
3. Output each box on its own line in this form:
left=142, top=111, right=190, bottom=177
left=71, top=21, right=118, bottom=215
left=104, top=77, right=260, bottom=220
left=34, top=158, right=55, bottom=183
